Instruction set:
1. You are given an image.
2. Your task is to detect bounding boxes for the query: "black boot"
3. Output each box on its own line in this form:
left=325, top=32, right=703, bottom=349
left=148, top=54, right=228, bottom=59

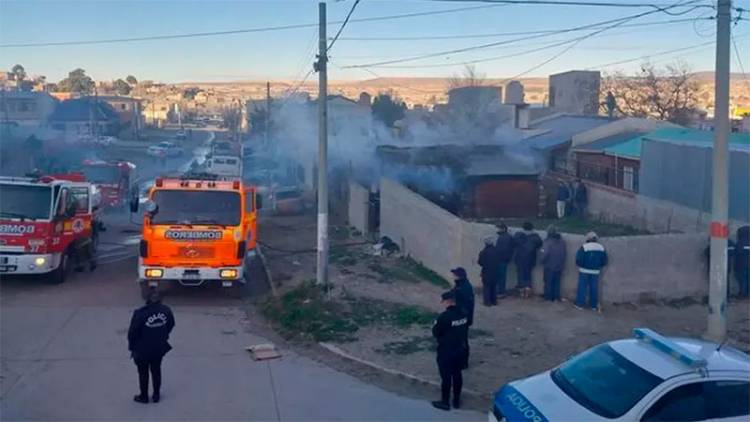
left=431, top=401, right=450, bottom=411
left=133, top=395, right=148, bottom=404
left=152, top=392, right=160, bottom=403
left=452, top=396, right=461, bottom=409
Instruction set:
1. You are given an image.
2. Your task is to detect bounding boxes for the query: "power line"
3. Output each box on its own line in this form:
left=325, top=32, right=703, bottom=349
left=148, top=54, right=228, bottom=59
left=338, top=16, right=706, bottom=40
left=328, top=0, right=362, bottom=52
left=331, top=19, right=712, bottom=66
left=278, top=69, right=316, bottom=111
left=331, top=62, right=437, bottom=93
left=415, top=0, right=713, bottom=11
left=731, top=35, right=749, bottom=87
left=0, top=3, right=506, bottom=48
left=342, top=0, right=706, bottom=68
left=584, top=32, right=749, bottom=70
left=283, top=30, right=319, bottom=98
left=497, top=7, right=657, bottom=81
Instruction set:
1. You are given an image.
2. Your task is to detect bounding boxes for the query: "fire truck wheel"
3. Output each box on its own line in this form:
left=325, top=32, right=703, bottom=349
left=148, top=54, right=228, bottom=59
left=49, top=251, right=72, bottom=284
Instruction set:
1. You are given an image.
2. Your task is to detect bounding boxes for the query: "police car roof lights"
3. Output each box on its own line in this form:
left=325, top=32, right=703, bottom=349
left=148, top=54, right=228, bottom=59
left=633, top=328, right=707, bottom=369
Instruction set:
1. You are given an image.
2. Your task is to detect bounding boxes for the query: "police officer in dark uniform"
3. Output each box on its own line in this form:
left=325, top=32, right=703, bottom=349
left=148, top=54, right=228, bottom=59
left=128, top=289, right=175, bottom=404
left=431, top=290, right=469, bottom=411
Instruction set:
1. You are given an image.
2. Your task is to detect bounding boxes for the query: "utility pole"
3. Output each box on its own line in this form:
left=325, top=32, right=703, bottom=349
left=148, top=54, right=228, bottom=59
left=707, top=0, right=731, bottom=343
left=134, top=101, right=141, bottom=141
left=89, top=85, right=97, bottom=138
left=265, top=81, right=271, bottom=148
left=315, top=1, right=329, bottom=286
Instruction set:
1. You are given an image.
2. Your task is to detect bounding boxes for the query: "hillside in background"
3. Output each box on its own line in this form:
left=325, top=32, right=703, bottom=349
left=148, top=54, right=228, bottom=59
left=177, top=71, right=750, bottom=111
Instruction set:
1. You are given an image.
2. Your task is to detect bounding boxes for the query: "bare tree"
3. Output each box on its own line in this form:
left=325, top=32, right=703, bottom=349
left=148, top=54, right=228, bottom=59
left=602, top=61, right=699, bottom=125
left=447, top=65, right=486, bottom=90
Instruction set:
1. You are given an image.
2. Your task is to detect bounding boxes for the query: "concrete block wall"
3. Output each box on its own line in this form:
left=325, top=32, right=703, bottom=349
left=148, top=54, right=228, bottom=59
left=348, top=182, right=370, bottom=236
left=380, top=178, right=464, bottom=281
left=381, top=178, right=712, bottom=303
left=599, top=233, right=707, bottom=302
left=587, top=183, right=748, bottom=234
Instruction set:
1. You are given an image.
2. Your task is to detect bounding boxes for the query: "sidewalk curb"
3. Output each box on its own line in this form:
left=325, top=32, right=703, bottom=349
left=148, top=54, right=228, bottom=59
left=318, top=342, right=482, bottom=397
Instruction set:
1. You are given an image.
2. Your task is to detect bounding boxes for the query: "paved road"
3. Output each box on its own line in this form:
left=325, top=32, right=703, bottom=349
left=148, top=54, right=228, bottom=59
left=0, top=142, right=482, bottom=421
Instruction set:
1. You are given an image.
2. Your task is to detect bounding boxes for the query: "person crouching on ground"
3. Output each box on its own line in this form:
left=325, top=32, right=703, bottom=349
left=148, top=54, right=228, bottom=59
left=513, top=222, right=542, bottom=299
left=478, top=238, right=501, bottom=306
left=540, top=225, right=566, bottom=302
left=128, top=289, right=175, bottom=404
left=574, top=232, right=608, bottom=311
left=431, top=290, right=469, bottom=411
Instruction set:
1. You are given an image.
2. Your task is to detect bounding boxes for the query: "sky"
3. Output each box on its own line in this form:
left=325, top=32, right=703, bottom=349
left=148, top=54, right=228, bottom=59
left=0, top=0, right=747, bottom=83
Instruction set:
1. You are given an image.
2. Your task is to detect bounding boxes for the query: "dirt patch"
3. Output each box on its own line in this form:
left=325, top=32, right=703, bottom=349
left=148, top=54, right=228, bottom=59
left=254, top=212, right=750, bottom=407
left=261, top=281, right=436, bottom=343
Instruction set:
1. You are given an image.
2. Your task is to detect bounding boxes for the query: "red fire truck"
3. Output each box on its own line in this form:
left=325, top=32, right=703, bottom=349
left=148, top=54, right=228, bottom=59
left=80, top=159, right=136, bottom=209
left=0, top=175, right=100, bottom=283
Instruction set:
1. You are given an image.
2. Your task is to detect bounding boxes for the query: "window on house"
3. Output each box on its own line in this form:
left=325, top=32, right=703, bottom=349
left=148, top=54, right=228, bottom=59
left=623, top=166, right=635, bottom=192
left=120, top=104, right=127, bottom=110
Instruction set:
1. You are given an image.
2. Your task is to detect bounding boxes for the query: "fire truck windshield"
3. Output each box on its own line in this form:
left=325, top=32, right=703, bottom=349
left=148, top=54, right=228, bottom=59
left=82, top=166, right=119, bottom=184
left=0, top=184, right=52, bottom=220
left=150, top=190, right=241, bottom=226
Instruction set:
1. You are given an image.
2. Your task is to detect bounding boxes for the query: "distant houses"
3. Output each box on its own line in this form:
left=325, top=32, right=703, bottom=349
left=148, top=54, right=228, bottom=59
left=0, top=90, right=57, bottom=128
left=48, top=97, right=120, bottom=137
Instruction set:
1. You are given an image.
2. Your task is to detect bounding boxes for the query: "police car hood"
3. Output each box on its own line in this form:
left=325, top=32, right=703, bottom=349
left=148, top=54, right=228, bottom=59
left=495, top=371, right=604, bottom=422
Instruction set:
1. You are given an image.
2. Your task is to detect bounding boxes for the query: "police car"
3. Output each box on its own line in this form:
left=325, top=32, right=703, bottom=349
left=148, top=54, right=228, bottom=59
left=490, top=328, right=750, bottom=421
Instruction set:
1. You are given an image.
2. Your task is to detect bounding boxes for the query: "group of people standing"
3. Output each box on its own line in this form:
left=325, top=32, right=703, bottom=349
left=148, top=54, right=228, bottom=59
left=556, top=178, right=588, bottom=219
left=706, top=225, right=750, bottom=300
left=477, top=223, right=609, bottom=311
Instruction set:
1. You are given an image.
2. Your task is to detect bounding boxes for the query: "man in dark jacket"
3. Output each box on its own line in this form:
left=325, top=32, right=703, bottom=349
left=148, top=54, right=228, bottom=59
left=735, top=226, right=750, bottom=298
left=128, top=289, right=175, bottom=404
left=556, top=181, right=570, bottom=219
left=494, top=224, right=515, bottom=298
left=513, top=222, right=543, bottom=299
left=451, top=267, right=474, bottom=326
left=478, top=238, right=500, bottom=306
left=431, top=290, right=469, bottom=411
left=573, top=179, right=588, bottom=217
left=540, top=225, right=566, bottom=302
left=575, top=232, right=608, bottom=311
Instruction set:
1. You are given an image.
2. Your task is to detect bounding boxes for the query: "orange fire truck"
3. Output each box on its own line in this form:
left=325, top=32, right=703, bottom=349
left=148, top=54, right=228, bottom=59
left=80, top=159, right=136, bottom=209
left=130, top=176, right=259, bottom=297
left=0, top=175, right=100, bottom=283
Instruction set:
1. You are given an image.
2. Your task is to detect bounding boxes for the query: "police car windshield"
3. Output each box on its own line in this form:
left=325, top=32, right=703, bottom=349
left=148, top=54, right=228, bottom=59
left=151, top=190, right=240, bottom=226
left=82, top=166, right=119, bottom=184
left=0, top=184, right=51, bottom=220
left=551, top=344, right=663, bottom=418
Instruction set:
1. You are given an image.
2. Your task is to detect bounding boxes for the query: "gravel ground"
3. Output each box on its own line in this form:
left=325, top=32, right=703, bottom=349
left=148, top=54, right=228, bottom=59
left=258, top=213, right=750, bottom=401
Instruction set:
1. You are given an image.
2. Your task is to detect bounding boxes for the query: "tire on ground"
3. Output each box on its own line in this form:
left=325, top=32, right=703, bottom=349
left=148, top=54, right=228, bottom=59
left=49, top=250, right=72, bottom=284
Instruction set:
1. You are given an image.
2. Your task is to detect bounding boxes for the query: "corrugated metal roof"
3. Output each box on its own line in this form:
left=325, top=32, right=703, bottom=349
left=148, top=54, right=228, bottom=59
left=525, top=115, right=616, bottom=151
left=575, top=131, right=647, bottom=153
left=604, top=127, right=750, bottom=159
left=464, top=152, right=540, bottom=176
left=377, top=144, right=541, bottom=176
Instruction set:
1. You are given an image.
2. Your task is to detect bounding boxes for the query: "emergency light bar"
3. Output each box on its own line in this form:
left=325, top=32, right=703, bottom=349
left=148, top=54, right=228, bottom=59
left=633, top=328, right=707, bottom=368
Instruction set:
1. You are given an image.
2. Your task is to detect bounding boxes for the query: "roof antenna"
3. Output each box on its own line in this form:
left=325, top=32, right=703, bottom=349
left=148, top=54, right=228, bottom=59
left=716, top=339, right=729, bottom=352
